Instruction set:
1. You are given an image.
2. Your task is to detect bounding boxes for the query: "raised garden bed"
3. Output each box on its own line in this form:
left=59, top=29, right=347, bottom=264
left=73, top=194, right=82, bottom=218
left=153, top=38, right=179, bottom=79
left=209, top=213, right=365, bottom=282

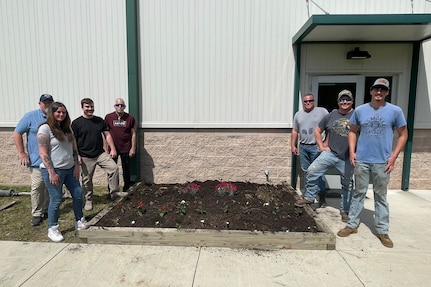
left=79, top=181, right=336, bottom=250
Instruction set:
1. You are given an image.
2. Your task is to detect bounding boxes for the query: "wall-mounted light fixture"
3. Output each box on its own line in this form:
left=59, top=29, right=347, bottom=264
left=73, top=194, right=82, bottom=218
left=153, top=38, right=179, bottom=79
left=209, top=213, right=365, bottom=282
left=346, top=47, right=371, bottom=59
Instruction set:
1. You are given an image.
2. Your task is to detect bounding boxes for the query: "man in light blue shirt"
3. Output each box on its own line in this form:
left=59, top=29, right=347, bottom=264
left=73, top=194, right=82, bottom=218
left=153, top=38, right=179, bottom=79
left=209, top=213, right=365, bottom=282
left=14, top=94, right=54, bottom=226
left=337, top=78, right=408, bottom=248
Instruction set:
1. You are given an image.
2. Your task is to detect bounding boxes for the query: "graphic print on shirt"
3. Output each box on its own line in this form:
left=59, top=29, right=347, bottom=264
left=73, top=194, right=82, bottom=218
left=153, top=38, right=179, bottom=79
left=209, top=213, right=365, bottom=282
left=113, top=119, right=126, bottom=128
left=332, top=118, right=350, bottom=137
left=363, top=114, right=386, bottom=139
left=301, top=128, right=314, bottom=137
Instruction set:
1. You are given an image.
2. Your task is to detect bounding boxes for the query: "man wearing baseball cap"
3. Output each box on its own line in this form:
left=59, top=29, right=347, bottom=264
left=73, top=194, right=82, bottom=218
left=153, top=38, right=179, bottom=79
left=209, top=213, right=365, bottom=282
left=295, top=89, right=355, bottom=223
left=14, top=94, right=54, bottom=226
left=338, top=78, right=408, bottom=248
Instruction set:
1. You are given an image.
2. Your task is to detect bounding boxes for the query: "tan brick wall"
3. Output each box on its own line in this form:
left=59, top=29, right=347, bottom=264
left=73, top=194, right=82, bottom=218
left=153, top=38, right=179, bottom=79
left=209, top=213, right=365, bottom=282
left=1, top=129, right=431, bottom=190
left=139, top=131, right=291, bottom=185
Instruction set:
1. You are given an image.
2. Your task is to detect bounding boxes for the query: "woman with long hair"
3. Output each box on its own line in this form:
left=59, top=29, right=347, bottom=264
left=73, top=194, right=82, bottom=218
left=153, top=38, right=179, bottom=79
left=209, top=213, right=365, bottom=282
left=37, top=102, right=86, bottom=242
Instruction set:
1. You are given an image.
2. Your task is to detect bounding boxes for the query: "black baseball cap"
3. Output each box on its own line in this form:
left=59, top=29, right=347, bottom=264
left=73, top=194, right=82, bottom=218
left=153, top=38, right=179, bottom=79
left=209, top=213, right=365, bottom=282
left=39, top=94, right=54, bottom=102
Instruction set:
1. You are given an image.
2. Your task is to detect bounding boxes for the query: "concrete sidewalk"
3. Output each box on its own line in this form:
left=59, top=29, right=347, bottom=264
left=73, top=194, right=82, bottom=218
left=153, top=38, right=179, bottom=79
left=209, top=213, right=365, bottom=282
left=1, top=189, right=431, bottom=287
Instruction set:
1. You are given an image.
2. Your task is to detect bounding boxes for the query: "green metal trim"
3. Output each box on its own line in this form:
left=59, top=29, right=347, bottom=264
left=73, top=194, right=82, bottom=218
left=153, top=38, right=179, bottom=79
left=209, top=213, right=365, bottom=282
left=402, top=42, right=420, bottom=191
left=290, top=45, right=301, bottom=189
left=125, top=0, right=141, bottom=182
left=292, top=14, right=431, bottom=46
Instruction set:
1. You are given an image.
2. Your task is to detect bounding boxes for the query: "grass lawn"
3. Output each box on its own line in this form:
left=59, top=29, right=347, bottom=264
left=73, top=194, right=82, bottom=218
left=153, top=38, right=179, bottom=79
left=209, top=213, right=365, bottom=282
left=0, top=185, right=111, bottom=243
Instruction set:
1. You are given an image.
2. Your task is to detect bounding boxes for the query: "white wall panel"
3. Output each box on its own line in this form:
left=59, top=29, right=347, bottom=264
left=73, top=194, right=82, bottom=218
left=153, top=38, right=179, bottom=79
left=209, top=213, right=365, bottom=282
left=139, top=0, right=303, bottom=128
left=0, top=0, right=127, bottom=126
left=139, top=0, right=431, bottom=128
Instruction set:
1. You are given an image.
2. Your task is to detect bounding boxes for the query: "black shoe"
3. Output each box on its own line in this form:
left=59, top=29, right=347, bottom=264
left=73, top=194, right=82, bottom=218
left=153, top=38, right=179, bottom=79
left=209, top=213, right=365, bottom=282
left=31, top=216, right=43, bottom=226
left=42, top=212, right=48, bottom=220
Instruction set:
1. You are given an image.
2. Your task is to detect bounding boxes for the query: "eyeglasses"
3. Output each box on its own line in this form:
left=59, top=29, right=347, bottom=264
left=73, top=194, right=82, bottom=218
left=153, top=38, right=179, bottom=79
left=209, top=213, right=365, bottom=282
left=338, top=98, right=352, bottom=103
left=303, top=100, right=314, bottom=103
left=115, top=104, right=126, bottom=107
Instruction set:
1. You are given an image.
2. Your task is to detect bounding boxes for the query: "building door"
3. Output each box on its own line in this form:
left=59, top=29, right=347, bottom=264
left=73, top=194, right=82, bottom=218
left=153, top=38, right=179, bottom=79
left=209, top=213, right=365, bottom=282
left=311, top=75, right=366, bottom=110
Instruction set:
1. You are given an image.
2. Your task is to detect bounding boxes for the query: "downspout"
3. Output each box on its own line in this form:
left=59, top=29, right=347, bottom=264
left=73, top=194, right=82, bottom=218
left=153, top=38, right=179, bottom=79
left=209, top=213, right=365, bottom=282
left=401, top=41, right=420, bottom=191
left=125, top=0, right=141, bottom=182
left=290, top=44, right=301, bottom=189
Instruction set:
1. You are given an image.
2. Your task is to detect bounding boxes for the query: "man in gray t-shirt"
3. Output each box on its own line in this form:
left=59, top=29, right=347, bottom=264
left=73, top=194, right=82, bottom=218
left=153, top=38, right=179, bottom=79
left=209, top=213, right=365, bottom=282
left=291, top=93, right=328, bottom=207
left=295, top=90, right=355, bottom=223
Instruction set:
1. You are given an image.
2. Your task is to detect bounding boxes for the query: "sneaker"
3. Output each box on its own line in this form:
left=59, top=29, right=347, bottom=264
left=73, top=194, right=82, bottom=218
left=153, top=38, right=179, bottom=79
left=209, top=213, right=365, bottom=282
left=377, top=234, right=394, bottom=248
left=340, top=212, right=349, bottom=222
left=48, top=225, right=64, bottom=242
left=84, top=200, right=93, bottom=211
left=318, top=193, right=327, bottom=208
left=111, top=191, right=128, bottom=201
left=294, top=198, right=313, bottom=207
left=75, top=217, right=87, bottom=230
left=31, top=216, right=43, bottom=226
left=337, top=227, right=358, bottom=237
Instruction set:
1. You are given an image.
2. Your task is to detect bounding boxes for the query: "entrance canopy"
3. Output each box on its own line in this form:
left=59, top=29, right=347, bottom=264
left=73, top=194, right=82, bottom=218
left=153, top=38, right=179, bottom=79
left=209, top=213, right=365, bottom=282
left=293, top=14, right=431, bottom=44
left=290, top=14, right=431, bottom=191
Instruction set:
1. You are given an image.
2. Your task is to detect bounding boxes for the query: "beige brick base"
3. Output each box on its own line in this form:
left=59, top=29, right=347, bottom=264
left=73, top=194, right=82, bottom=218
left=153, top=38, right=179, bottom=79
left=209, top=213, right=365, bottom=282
left=1, top=129, right=431, bottom=190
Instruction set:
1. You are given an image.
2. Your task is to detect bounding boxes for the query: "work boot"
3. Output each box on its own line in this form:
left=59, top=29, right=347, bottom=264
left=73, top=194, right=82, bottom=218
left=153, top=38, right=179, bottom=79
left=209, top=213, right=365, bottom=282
left=377, top=234, right=394, bottom=248
left=340, top=212, right=349, bottom=222
left=31, top=216, right=43, bottom=226
left=337, top=227, right=358, bottom=237
left=294, top=198, right=313, bottom=207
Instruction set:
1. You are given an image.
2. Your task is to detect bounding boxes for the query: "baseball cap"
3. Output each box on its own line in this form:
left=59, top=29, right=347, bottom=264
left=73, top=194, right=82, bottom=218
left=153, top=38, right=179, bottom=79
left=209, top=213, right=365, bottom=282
left=371, top=78, right=390, bottom=89
left=39, top=94, right=54, bottom=102
left=337, top=89, right=353, bottom=101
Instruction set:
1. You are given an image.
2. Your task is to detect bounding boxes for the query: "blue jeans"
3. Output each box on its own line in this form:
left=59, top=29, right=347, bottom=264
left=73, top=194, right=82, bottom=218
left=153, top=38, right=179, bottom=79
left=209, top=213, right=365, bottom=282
left=304, top=151, right=354, bottom=212
left=41, top=167, right=83, bottom=228
left=347, top=161, right=390, bottom=234
left=299, top=144, right=327, bottom=193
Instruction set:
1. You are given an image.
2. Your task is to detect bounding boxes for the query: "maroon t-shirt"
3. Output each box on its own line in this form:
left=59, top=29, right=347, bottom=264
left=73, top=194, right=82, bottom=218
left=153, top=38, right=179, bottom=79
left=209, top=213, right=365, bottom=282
left=104, top=112, right=136, bottom=153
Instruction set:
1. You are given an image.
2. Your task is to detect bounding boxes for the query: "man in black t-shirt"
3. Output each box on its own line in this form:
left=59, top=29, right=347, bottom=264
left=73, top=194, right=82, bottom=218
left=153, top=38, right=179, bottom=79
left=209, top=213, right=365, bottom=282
left=72, top=98, right=127, bottom=211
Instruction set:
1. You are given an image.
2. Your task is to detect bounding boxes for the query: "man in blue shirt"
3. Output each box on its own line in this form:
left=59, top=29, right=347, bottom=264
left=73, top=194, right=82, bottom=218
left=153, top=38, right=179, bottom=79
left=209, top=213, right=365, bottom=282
left=337, top=78, right=408, bottom=248
left=14, top=94, right=54, bottom=226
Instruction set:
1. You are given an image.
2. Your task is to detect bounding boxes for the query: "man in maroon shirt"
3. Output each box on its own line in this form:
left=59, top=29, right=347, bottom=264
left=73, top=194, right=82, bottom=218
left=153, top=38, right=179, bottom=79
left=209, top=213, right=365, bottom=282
left=105, top=98, right=137, bottom=192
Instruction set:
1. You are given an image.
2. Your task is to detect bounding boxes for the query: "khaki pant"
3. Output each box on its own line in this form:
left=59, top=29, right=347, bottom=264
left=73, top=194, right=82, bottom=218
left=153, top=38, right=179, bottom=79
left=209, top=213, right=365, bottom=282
left=80, top=152, right=119, bottom=201
left=30, top=167, right=49, bottom=217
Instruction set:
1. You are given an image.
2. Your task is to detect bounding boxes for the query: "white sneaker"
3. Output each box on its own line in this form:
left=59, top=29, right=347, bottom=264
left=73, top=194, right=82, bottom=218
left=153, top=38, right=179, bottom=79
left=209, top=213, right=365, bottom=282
left=75, top=217, right=87, bottom=230
left=48, top=225, right=64, bottom=242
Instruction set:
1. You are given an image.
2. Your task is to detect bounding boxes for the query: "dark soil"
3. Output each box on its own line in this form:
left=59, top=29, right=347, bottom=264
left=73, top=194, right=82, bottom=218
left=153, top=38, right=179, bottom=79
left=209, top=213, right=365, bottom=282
left=95, top=180, right=320, bottom=233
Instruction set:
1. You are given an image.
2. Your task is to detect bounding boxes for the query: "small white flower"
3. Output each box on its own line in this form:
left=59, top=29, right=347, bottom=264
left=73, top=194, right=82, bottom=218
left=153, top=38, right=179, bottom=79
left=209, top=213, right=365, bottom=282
left=131, top=220, right=135, bottom=225
left=180, top=200, right=186, bottom=204
left=263, top=202, right=269, bottom=206
left=226, top=221, right=229, bottom=226
left=200, top=219, right=205, bottom=224
left=155, top=221, right=160, bottom=225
